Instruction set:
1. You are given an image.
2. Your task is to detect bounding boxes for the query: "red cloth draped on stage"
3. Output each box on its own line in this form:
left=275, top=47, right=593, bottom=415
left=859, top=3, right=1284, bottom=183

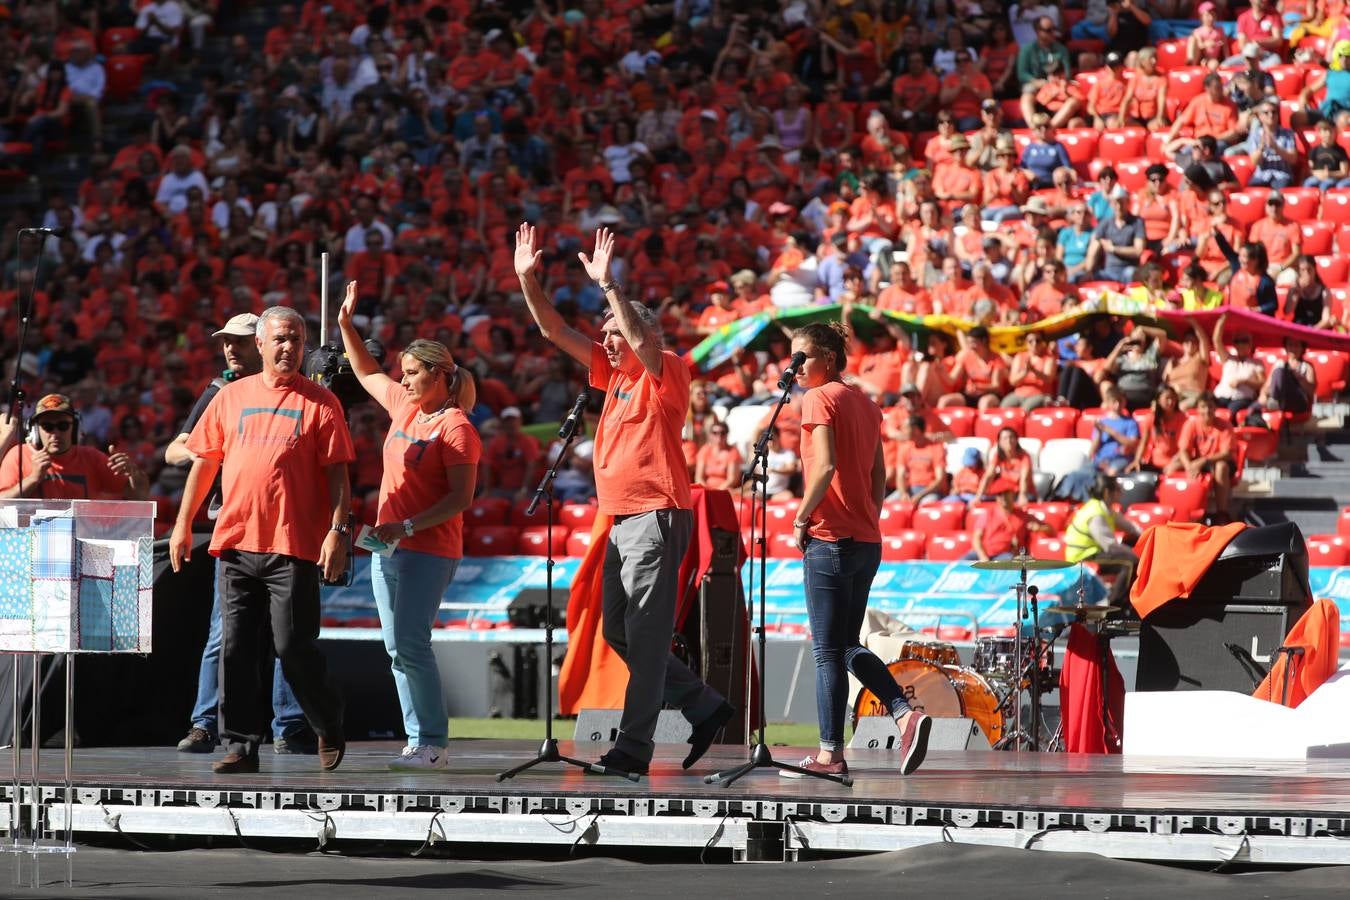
left=1129, top=522, right=1247, bottom=619
left=1058, top=622, right=1124, bottom=754
left=557, top=487, right=749, bottom=716
left=1252, top=599, right=1341, bottom=708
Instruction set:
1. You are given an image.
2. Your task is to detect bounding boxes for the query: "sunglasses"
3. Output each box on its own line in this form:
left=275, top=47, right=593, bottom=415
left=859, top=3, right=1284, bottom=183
left=39, top=420, right=73, bottom=434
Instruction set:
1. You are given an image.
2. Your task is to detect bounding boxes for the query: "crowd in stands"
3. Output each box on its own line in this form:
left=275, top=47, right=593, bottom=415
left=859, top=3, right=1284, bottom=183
left=6, top=0, right=1350, bottom=563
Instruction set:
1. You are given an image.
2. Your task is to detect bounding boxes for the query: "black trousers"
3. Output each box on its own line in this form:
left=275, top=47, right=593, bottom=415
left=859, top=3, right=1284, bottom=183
left=218, top=550, right=343, bottom=757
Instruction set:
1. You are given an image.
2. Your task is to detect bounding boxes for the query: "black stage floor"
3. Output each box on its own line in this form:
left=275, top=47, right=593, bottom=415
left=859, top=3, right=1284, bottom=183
left=18, top=740, right=1350, bottom=817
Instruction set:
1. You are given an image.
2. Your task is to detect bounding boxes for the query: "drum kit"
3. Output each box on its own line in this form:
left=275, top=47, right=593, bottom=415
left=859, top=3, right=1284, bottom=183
left=853, top=551, right=1131, bottom=752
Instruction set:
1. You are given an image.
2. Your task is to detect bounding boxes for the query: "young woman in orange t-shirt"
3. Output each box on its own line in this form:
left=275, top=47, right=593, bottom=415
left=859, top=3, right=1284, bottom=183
left=788, top=322, right=931, bottom=779
left=693, top=423, right=744, bottom=491
left=338, top=282, right=482, bottom=771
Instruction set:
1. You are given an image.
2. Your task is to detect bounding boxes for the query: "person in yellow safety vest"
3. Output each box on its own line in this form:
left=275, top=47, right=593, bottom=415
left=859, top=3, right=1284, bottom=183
left=1064, top=472, right=1142, bottom=608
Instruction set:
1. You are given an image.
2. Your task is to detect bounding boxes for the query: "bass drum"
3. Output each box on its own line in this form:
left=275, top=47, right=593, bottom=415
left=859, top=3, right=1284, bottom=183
left=853, top=659, right=1004, bottom=747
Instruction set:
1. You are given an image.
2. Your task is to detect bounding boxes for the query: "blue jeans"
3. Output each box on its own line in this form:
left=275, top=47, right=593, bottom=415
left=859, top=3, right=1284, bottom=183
left=1305, top=176, right=1350, bottom=190
left=190, top=558, right=306, bottom=739
left=371, top=549, right=459, bottom=747
left=803, top=538, right=910, bottom=752
left=1249, top=169, right=1294, bottom=189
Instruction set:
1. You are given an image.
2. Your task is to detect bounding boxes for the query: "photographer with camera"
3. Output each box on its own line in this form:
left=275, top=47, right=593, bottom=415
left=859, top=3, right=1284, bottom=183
left=165, top=313, right=314, bottom=758
left=0, top=393, right=148, bottom=500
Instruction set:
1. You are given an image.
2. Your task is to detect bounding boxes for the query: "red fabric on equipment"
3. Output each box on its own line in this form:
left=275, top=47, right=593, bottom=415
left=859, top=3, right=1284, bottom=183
left=1058, top=622, right=1125, bottom=754
left=1252, top=598, right=1341, bottom=708
left=558, top=487, right=750, bottom=716
left=1129, top=521, right=1247, bottom=619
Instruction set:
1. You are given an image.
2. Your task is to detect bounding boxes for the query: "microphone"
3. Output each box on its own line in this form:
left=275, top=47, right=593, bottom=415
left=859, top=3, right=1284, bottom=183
left=558, top=388, right=589, bottom=440
left=21, top=227, right=64, bottom=236
left=776, top=351, right=807, bottom=391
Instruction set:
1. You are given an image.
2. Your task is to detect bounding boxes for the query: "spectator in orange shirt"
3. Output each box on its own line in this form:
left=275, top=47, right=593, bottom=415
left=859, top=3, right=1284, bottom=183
left=1003, top=332, right=1060, bottom=411
left=1165, top=73, right=1242, bottom=159
left=943, top=326, right=1010, bottom=410
left=693, top=421, right=743, bottom=491
left=1247, top=192, right=1302, bottom=283
left=892, top=50, right=941, bottom=132
left=966, top=477, right=1051, bottom=561
left=875, top=261, right=933, bottom=315
left=695, top=282, right=742, bottom=335
left=939, top=54, right=993, bottom=130
left=1022, top=56, right=1083, bottom=128
left=892, top=414, right=947, bottom=504
left=1087, top=52, right=1129, bottom=129
left=482, top=407, right=540, bottom=499
left=982, top=138, right=1033, bottom=223
left=932, top=135, right=983, bottom=215
left=1177, top=392, right=1236, bottom=521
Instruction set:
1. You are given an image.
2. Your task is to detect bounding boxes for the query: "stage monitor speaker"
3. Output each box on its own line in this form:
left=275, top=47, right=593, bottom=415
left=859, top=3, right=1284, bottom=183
left=1136, top=523, right=1312, bottom=694
left=677, top=527, right=749, bottom=742
left=848, top=715, right=990, bottom=751
left=507, top=589, right=551, bottom=628
left=573, top=708, right=693, bottom=744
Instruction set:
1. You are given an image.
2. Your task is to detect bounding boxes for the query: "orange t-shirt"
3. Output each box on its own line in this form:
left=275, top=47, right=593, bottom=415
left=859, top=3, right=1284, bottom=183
left=186, top=374, right=355, bottom=562
left=485, top=432, right=541, bottom=492
left=588, top=345, right=693, bottom=516
left=801, top=381, right=882, bottom=543
left=894, top=438, right=946, bottom=489
left=975, top=506, right=1031, bottom=558
left=376, top=382, right=481, bottom=558
left=1248, top=217, right=1301, bottom=265
left=695, top=443, right=743, bottom=491
left=1179, top=93, right=1237, bottom=138
left=1179, top=416, right=1233, bottom=461
left=0, top=444, right=128, bottom=500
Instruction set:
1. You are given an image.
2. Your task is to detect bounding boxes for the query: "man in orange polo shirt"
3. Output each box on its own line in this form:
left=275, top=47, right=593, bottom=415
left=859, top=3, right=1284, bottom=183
left=514, top=223, right=730, bottom=778
left=169, top=307, right=353, bottom=775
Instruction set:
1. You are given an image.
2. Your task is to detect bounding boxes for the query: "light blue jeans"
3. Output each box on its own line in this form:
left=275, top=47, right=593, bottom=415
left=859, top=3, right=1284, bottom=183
left=371, top=549, right=460, bottom=748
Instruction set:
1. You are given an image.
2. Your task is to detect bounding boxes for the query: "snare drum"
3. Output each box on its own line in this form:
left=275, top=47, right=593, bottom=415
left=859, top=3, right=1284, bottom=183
left=973, top=636, right=1024, bottom=680
left=853, top=658, right=1004, bottom=746
left=897, top=639, right=961, bottom=668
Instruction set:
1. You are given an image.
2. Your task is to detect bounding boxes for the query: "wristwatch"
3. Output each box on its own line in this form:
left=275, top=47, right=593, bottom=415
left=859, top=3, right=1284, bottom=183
left=599, top=279, right=620, bottom=293
left=402, top=518, right=415, bottom=537
left=330, top=523, right=350, bottom=535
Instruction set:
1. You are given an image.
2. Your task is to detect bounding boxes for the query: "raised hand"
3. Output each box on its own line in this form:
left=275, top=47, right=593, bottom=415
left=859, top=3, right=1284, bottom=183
left=514, top=222, right=543, bottom=278
left=577, top=227, right=616, bottom=284
left=338, top=280, right=357, bottom=328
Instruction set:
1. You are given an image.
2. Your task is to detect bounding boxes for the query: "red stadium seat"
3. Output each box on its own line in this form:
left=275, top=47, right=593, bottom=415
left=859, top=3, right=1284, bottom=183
left=1075, top=407, right=1106, bottom=440
left=1323, top=190, right=1350, bottom=227
left=517, top=526, right=570, bottom=556
left=1125, top=503, right=1176, bottom=532
left=1306, top=350, right=1349, bottom=400
left=763, top=504, right=796, bottom=535
left=768, top=532, right=801, bottom=558
left=1026, top=407, right=1080, bottom=442
left=1303, top=220, right=1338, bottom=257
left=926, top=532, right=973, bottom=561
left=974, top=408, right=1027, bottom=442
left=879, top=500, right=914, bottom=534
left=1112, top=158, right=1150, bottom=191
left=100, top=27, right=140, bottom=55
left=964, top=501, right=998, bottom=530
left=1027, top=502, right=1074, bottom=531
left=1337, top=506, right=1350, bottom=537
left=1316, top=255, right=1349, bottom=287
left=105, top=55, right=148, bottom=103
left=1227, top=190, right=1270, bottom=229
left=1307, top=535, right=1349, bottom=567
left=465, top=497, right=511, bottom=528
left=1157, top=476, right=1211, bottom=522
left=565, top=530, right=593, bottom=557
left=881, top=530, right=927, bottom=561
left=1097, top=127, right=1148, bottom=163
left=1155, top=40, right=1187, bottom=72
left=1167, top=67, right=1208, bottom=106
left=1030, top=535, right=1067, bottom=560
left=936, top=406, right=977, bottom=437
left=465, top=526, right=519, bottom=556
left=558, top=503, right=598, bottom=530
left=1331, top=287, right=1350, bottom=322
left=1279, top=187, right=1322, bottom=223
left=1236, top=425, right=1278, bottom=464
left=511, top=497, right=549, bottom=527
left=912, top=502, right=967, bottom=532
left=1269, top=64, right=1306, bottom=99
left=1227, top=154, right=1255, bottom=187
left=1058, top=129, right=1099, bottom=167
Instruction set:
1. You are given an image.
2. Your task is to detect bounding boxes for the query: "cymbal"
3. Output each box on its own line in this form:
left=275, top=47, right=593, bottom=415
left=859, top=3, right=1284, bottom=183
left=1045, top=604, right=1121, bottom=620
left=970, top=554, right=1074, bottom=571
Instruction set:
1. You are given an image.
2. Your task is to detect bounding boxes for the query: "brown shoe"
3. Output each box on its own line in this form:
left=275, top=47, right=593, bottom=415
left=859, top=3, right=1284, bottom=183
left=212, top=751, right=259, bottom=774
left=318, top=735, right=345, bottom=771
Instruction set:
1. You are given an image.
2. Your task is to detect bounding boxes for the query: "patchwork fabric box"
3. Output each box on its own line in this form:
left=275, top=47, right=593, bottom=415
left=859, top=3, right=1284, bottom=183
left=0, top=500, right=156, bottom=653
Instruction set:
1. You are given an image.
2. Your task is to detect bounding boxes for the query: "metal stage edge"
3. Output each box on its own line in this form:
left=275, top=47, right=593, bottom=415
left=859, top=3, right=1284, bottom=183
left=2, top=742, right=1350, bottom=865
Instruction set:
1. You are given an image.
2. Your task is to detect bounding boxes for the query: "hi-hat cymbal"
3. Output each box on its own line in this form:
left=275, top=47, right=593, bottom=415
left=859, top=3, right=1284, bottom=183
left=970, top=554, right=1074, bottom=571
left=1045, top=604, right=1120, bottom=620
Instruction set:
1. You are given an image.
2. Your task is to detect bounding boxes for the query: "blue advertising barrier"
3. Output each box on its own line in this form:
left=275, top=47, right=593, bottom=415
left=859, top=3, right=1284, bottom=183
left=323, top=557, right=1128, bottom=635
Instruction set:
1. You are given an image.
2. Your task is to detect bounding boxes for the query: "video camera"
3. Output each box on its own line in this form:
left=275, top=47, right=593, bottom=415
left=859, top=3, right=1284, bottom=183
left=303, top=339, right=385, bottom=415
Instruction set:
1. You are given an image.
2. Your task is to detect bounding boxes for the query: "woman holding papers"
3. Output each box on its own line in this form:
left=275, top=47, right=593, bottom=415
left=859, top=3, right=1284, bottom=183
left=338, top=281, right=481, bottom=771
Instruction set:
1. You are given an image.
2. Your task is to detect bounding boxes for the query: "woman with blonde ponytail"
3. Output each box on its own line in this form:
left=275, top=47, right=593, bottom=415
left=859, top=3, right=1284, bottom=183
left=337, top=281, right=482, bottom=771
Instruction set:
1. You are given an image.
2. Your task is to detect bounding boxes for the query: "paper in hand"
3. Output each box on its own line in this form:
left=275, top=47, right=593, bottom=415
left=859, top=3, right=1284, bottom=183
left=357, top=525, right=399, bottom=558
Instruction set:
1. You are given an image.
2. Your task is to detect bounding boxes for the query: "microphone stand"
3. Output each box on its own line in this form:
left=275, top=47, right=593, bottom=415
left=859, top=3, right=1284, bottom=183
left=707, top=372, right=851, bottom=788
left=8, top=229, right=46, bottom=496
left=498, top=388, right=637, bottom=782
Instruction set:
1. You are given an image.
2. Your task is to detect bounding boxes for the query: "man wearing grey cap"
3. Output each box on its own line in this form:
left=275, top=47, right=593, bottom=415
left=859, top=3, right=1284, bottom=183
left=165, top=313, right=312, bottom=756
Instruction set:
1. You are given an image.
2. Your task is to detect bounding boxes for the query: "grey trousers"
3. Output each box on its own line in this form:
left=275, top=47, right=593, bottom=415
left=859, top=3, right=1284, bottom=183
left=602, top=508, right=725, bottom=762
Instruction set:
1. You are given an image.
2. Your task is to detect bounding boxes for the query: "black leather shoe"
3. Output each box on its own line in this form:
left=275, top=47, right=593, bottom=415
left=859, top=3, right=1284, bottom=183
left=683, top=701, right=735, bottom=769
left=588, top=748, right=648, bottom=778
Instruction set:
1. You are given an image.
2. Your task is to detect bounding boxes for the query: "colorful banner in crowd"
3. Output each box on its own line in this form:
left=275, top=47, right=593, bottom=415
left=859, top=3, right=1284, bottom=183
left=686, top=297, right=1350, bottom=376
